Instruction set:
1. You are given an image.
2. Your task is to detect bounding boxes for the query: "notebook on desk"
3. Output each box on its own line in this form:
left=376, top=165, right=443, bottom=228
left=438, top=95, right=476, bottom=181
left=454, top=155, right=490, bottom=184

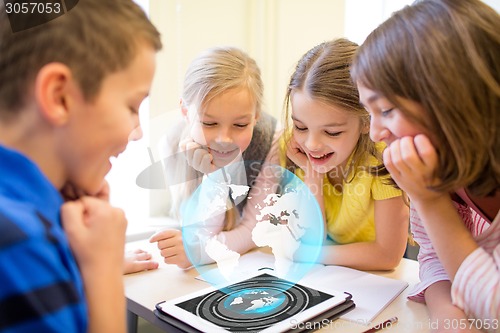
left=300, top=265, right=408, bottom=324
left=154, top=272, right=355, bottom=333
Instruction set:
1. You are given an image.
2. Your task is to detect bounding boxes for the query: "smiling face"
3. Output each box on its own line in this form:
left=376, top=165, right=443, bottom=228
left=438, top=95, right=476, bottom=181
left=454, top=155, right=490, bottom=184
left=59, top=44, right=157, bottom=195
left=357, top=83, right=428, bottom=146
left=187, top=87, right=258, bottom=167
left=291, top=91, right=366, bottom=174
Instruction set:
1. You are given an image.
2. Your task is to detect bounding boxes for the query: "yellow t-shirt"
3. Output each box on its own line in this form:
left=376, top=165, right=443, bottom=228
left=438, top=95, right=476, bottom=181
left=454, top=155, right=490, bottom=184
left=292, top=143, right=402, bottom=244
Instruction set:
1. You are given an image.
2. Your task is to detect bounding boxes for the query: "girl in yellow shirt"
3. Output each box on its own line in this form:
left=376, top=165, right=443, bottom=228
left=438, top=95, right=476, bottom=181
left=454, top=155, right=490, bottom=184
left=282, top=38, right=409, bottom=270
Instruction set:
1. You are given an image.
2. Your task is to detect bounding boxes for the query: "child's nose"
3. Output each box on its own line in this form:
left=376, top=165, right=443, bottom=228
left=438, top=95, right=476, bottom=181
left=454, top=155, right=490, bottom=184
left=304, top=133, right=322, bottom=151
left=369, top=117, right=387, bottom=143
left=215, top=127, right=232, bottom=143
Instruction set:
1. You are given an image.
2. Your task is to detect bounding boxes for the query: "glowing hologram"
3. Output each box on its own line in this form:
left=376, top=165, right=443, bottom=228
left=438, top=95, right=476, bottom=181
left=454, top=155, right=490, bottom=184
left=181, top=164, right=323, bottom=288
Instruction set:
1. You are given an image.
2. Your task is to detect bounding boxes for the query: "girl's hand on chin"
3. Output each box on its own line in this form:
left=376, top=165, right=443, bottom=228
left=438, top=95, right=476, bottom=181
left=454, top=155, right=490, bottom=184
left=286, top=136, right=309, bottom=170
left=179, top=137, right=217, bottom=174
left=286, top=136, right=324, bottom=180
left=384, top=134, right=441, bottom=202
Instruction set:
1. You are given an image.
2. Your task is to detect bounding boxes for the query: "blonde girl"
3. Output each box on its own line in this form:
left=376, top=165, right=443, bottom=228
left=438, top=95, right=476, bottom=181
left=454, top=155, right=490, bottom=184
left=150, top=46, right=279, bottom=268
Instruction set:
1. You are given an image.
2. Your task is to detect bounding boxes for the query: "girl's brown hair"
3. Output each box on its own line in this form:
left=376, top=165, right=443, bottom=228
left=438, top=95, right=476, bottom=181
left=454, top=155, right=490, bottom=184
left=351, top=0, right=500, bottom=196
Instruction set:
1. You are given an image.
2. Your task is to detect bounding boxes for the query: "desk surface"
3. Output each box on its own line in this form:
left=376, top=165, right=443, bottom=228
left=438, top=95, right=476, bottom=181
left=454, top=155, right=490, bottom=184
left=124, top=239, right=430, bottom=333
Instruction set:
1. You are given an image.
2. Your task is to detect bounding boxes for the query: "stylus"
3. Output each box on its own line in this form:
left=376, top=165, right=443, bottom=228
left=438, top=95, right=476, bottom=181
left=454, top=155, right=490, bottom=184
left=361, top=316, right=398, bottom=333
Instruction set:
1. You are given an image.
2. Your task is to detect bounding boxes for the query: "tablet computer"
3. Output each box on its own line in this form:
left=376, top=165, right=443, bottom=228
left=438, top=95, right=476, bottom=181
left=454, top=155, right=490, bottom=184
left=155, top=273, right=354, bottom=332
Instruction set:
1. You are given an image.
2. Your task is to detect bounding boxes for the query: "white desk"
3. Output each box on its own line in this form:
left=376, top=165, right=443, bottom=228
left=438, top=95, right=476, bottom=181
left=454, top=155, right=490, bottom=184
left=124, top=239, right=430, bottom=333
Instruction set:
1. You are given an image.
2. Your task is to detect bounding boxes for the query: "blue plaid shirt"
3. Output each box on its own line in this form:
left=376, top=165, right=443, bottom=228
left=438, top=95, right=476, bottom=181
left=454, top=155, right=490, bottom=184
left=0, top=145, right=87, bottom=333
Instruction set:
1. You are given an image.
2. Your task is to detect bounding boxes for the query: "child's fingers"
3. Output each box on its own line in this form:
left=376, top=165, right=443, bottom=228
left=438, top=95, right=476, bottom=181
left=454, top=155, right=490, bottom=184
left=60, top=200, right=86, bottom=234
left=179, top=137, right=195, bottom=152
left=149, top=228, right=179, bottom=243
left=182, top=141, right=198, bottom=162
left=126, top=249, right=152, bottom=260
left=413, top=134, right=439, bottom=170
left=93, top=180, right=110, bottom=201
left=182, top=142, right=214, bottom=174
left=60, top=183, right=86, bottom=201
left=286, top=138, right=308, bottom=169
left=383, top=147, right=396, bottom=175
left=162, top=252, right=192, bottom=269
left=191, top=148, right=213, bottom=173
left=385, top=138, right=415, bottom=176
left=123, top=249, right=159, bottom=274
left=399, top=136, right=426, bottom=170
left=131, top=260, right=159, bottom=272
left=200, top=152, right=215, bottom=173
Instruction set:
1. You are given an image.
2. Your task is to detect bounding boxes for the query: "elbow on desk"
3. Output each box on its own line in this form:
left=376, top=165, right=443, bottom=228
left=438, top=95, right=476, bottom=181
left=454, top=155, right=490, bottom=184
left=366, top=245, right=407, bottom=271
left=376, top=255, right=404, bottom=271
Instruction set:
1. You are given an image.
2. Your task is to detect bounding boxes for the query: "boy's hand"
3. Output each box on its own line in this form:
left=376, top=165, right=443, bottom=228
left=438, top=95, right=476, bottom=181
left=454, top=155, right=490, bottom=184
left=179, top=137, right=217, bottom=174
left=384, top=134, right=441, bottom=202
left=149, top=229, right=192, bottom=269
left=61, top=197, right=127, bottom=272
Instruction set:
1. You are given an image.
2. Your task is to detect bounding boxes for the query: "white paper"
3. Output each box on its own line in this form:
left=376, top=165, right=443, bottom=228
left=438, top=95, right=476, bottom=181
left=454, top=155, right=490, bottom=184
left=300, top=265, right=408, bottom=324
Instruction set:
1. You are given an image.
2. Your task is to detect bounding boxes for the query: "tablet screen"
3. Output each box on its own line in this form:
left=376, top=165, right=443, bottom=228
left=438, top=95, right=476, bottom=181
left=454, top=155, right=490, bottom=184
left=159, top=273, right=349, bottom=332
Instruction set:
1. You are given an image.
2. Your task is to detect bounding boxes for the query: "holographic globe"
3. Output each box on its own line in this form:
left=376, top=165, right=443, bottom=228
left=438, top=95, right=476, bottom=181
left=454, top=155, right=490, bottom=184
left=180, top=163, right=323, bottom=288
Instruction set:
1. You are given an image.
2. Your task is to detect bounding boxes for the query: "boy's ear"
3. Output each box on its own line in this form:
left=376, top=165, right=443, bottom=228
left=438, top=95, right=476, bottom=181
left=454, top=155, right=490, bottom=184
left=34, top=63, right=73, bottom=126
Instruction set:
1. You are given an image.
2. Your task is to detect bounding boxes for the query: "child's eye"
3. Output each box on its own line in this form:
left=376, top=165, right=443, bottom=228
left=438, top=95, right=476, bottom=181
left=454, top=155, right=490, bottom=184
left=294, top=124, right=307, bottom=131
left=129, top=107, right=138, bottom=115
left=381, top=108, right=394, bottom=116
left=201, top=122, right=217, bottom=127
left=325, top=131, right=342, bottom=137
left=234, top=124, right=249, bottom=128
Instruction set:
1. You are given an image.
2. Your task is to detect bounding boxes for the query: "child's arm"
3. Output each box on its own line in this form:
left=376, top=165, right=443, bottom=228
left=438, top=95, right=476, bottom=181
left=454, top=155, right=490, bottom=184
left=425, top=281, right=482, bottom=333
left=384, top=135, right=478, bottom=277
left=385, top=135, right=500, bottom=323
left=316, top=196, right=408, bottom=270
left=285, top=135, right=328, bottom=236
left=61, top=197, right=127, bottom=333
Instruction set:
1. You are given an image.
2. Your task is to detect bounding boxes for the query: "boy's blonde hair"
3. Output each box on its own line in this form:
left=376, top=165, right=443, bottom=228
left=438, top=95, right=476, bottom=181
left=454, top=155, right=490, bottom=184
left=0, top=0, right=162, bottom=121
left=283, top=38, right=388, bottom=183
left=351, top=0, right=500, bottom=196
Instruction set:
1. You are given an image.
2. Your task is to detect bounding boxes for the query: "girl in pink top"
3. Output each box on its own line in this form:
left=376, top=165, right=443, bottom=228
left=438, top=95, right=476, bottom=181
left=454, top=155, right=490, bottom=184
left=352, top=0, right=499, bottom=331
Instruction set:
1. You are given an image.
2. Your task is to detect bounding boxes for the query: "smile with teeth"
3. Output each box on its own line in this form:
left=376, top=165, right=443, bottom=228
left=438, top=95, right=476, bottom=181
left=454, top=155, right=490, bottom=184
left=309, top=152, right=334, bottom=161
left=210, top=148, right=238, bottom=158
